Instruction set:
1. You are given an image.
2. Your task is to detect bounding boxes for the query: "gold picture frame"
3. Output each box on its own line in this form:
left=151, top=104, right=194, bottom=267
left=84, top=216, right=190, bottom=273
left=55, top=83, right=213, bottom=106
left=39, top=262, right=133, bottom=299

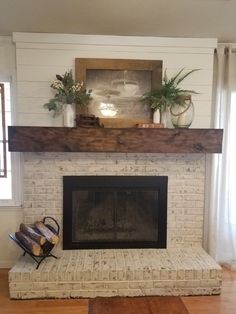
left=75, top=58, right=162, bottom=127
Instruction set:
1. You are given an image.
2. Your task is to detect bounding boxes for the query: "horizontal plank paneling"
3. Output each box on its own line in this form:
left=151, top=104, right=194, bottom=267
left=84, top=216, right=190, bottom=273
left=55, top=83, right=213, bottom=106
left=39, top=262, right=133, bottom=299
left=17, top=65, right=71, bottom=82
left=17, top=97, right=212, bottom=117
left=17, top=82, right=213, bottom=99
left=17, top=81, right=212, bottom=111
left=16, top=42, right=215, bottom=54
left=17, top=82, right=53, bottom=98
left=17, top=113, right=62, bottom=127
left=16, top=49, right=214, bottom=68
left=14, top=33, right=215, bottom=128
left=17, top=65, right=213, bottom=85
left=164, top=69, right=213, bottom=86
left=17, top=97, right=51, bottom=113
left=13, top=33, right=217, bottom=48
left=8, top=126, right=223, bottom=154
left=191, top=116, right=211, bottom=128
left=194, top=102, right=212, bottom=116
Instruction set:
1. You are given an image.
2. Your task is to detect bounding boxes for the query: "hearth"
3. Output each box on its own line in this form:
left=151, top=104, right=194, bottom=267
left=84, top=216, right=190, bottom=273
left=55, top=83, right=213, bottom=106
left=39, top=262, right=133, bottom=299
left=63, top=176, right=167, bottom=249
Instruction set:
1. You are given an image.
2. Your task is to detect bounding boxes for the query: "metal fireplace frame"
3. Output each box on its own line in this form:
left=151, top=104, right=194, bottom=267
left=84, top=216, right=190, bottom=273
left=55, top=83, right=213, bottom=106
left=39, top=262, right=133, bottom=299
left=63, top=176, right=168, bottom=250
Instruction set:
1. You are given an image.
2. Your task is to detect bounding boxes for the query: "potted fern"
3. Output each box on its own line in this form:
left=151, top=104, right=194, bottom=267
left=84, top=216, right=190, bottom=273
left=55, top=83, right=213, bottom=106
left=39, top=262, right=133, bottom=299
left=142, top=68, right=199, bottom=128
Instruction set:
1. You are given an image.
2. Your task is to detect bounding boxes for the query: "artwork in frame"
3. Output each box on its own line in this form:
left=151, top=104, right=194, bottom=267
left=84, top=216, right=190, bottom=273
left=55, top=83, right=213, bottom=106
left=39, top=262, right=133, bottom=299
left=75, top=58, right=162, bottom=127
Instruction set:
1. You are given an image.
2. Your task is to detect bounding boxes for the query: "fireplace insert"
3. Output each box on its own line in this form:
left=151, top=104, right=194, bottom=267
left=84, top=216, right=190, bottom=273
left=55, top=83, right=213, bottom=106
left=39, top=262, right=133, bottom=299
left=63, top=176, right=167, bottom=249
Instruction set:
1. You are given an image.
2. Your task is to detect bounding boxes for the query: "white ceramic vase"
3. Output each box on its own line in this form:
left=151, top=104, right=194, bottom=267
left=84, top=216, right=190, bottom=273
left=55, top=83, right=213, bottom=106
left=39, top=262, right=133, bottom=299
left=63, top=104, right=75, bottom=127
left=160, top=107, right=172, bottom=128
left=153, top=109, right=161, bottom=124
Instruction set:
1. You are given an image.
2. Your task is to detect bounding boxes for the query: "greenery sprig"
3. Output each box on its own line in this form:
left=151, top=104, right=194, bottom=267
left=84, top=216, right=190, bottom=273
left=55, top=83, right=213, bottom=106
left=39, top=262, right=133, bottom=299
left=44, top=70, right=92, bottom=116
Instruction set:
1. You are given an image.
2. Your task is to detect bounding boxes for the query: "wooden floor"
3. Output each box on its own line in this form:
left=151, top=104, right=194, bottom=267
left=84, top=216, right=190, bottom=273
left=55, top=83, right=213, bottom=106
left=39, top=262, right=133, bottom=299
left=1, top=268, right=236, bottom=314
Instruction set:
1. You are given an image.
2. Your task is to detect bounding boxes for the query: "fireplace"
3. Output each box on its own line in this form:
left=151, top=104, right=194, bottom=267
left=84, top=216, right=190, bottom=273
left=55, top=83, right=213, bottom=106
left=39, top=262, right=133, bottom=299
left=63, top=176, right=168, bottom=249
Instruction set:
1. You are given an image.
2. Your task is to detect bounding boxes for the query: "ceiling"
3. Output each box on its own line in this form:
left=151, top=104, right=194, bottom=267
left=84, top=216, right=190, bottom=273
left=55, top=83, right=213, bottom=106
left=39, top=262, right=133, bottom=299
left=0, top=0, right=235, bottom=42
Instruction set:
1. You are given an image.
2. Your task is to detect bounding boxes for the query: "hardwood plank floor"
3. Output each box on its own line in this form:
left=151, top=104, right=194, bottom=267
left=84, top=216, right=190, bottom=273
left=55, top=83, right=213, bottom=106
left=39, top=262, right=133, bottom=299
left=89, top=296, right=188, bottom=314
left=182, top=268, right=236, bottom=314
left=1, top=268, right=236, bottom=314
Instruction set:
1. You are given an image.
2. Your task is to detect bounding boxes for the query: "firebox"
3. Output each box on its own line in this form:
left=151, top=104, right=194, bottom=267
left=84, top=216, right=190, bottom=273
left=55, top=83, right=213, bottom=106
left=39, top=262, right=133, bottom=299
left=63, top=176, right=167, bottom=249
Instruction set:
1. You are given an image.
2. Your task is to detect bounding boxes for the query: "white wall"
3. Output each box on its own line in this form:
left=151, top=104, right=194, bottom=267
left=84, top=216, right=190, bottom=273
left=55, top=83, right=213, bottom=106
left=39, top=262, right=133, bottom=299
left=0, top=36, right=23, bottom=268
left=13, top=33, right=217, bottom=128
left=0, top=36, right=15, bottom=79
left=0, top=208, right=23, bottom=268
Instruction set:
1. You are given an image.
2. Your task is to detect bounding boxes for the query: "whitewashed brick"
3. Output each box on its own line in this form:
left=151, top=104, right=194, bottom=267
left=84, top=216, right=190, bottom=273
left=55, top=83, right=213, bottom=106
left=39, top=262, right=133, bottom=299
left=129, top=281, right=153, bottom=289
left=70, top=290, right=95, bottom=298
left=93, top=290, right=118, bottom=297
left=9, top=248, right=222, bottom=299
left=118, top=289, right=144, bottom=297
left=12, top=151, right=221, bottom=299
left=22, top=153, right=206, bottom=247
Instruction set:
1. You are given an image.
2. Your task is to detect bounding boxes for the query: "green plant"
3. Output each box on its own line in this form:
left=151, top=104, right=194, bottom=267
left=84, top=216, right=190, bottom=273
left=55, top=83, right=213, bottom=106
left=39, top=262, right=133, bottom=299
left=142, top=68, right=199, bottom=111
left=44, top=70, right=92, bottom=115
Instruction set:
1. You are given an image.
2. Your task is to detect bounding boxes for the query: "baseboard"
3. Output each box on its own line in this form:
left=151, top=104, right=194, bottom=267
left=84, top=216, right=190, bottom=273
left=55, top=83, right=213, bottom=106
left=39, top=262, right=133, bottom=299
left=0, top=260, right=15, bottom=268
left=222, top=261, right=236, bottom=271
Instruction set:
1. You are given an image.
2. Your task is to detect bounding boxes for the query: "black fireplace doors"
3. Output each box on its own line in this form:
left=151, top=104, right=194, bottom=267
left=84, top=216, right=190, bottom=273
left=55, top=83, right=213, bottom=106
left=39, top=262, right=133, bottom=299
left=63, top=176, right=167, bottom=250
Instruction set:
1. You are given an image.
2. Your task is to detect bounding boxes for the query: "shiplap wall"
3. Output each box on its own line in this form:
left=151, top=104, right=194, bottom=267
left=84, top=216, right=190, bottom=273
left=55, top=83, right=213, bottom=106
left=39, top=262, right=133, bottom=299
left=13, top=33, right=217, bottom=127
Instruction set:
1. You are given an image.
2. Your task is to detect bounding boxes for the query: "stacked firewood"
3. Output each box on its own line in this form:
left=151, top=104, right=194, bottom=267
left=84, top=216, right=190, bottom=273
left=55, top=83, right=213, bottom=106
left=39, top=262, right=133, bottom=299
left=15, top=221, right=59, bottom=256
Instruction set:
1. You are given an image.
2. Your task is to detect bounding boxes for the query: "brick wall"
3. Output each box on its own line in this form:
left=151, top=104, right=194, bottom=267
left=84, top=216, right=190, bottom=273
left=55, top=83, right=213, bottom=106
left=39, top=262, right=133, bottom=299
left=23, top=152, right=205, bottom=248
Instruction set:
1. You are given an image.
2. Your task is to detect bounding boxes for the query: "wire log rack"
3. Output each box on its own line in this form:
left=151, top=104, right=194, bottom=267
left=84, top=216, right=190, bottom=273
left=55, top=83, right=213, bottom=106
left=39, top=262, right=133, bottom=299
left=9, top=216, right=60, bottom=269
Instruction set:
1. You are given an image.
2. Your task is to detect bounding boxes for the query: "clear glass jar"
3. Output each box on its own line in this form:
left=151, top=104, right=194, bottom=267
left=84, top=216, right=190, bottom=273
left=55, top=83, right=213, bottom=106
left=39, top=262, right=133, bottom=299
left=170, top=96, right=194, bottom=128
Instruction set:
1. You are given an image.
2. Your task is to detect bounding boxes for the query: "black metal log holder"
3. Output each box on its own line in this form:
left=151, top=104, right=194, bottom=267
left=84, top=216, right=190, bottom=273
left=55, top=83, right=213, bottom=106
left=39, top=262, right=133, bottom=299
left=9, top=216, right=60, bottom=269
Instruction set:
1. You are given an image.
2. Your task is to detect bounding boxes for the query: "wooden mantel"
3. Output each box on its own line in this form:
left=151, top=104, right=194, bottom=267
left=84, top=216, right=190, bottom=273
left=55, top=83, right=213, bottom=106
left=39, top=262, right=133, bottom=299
left=8, top=126, right=223, bottom=153
left=8, top=126, right=223, bottom=154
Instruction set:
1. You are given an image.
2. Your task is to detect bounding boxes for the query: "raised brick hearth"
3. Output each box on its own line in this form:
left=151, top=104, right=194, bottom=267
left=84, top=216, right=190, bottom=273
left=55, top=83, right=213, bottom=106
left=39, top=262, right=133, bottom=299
left=9, top=248, right=221, bottom=299
left=9, top=152, right=222, bottom=298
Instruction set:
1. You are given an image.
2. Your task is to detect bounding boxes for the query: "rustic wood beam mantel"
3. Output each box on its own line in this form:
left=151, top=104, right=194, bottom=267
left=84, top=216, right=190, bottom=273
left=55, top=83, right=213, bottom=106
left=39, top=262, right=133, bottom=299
left=8, top=126, right=223, bottom=154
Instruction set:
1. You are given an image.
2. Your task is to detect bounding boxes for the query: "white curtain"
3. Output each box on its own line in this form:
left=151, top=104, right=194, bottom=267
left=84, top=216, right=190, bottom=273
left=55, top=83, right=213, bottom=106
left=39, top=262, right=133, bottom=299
left=206, top=45, right=236, bottom=264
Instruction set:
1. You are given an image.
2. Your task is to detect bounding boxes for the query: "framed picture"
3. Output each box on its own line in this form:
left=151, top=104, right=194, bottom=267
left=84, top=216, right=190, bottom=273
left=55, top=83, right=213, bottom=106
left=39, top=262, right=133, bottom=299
left=75, top=58, right=162, bottom=127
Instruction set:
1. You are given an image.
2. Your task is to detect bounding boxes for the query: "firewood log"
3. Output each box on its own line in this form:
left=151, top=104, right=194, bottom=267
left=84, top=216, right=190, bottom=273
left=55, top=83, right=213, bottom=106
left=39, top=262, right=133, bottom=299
left=19, top=223, right=46, bottom=246
left=34, top=221, right=59, bottom=245
left=15, top=231, right=42, bottom=256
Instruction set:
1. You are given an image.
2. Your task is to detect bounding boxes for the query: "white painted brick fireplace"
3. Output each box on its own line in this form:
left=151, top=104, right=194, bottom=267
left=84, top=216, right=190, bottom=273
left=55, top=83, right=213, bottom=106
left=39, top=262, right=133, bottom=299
left=8, top=151, right=223, bottom=299
left=22, top=152, right=205, bottom=248
left=8, top=33, right=222, bottom=299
